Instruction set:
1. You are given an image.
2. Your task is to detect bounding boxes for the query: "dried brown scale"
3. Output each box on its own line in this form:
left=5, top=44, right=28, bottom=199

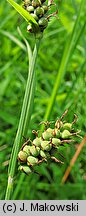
left=18, top=110, right=81, bottom=175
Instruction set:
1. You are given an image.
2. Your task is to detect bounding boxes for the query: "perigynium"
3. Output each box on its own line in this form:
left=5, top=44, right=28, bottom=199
left=18, top=110, right=81, bottom=175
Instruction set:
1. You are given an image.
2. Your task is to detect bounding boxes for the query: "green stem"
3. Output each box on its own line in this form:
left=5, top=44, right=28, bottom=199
left=5, top=38, right=41, bottom=200
left=43, top=0, right=86, bottom=122
left=12, top=173, right=25, bottom=200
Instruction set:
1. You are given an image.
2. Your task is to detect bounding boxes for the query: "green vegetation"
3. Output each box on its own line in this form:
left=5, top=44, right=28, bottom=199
left=0, top=0, right=86, bottom=200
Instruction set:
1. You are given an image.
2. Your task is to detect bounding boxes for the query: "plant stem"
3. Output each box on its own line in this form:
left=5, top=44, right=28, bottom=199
left=42, top=0, right=86, bottom=122
left=12, top=173, right=25, bottom=200
left=5, top=38, right=41, bottom=200
left=61, top=136, right=86, bottom=184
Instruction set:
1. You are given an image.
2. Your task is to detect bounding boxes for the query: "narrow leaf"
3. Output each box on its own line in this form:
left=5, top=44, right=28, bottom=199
left=7, top=0, right=38, bottom=25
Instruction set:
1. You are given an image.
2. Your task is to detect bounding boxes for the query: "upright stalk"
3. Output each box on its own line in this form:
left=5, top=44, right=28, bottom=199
left=5, top=38, right=41, bottom=200
left=43, top=0, right=86, bottom=122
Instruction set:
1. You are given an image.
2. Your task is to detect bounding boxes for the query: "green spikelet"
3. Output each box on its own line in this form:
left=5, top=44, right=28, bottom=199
left=18, top=110, right=81, bottom=175
left=27, top=156, right=38, bottom=166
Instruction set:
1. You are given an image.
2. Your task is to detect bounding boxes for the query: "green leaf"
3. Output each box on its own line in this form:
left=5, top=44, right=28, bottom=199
left=7, top=0, right=38, bottom=25
left=5, top=39, right=41, bottom=200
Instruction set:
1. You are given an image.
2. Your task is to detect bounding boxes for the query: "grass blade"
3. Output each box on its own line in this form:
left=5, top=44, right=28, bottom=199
left=7, top=0, right=38, bottom=25
left=5, top=39, right=41, bottom=200
left=0, top=29, right=26, bottom=51
left=43, top=0, right=86, bottom=122
left=61, top=136, right=86, bottom=184
left=17, top=27, right=32, bottom=63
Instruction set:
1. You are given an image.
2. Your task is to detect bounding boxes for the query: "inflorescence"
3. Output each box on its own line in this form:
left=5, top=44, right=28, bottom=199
left=22, top=0, right=58, bottom=35
left=18, top=110, right=81, bottom=175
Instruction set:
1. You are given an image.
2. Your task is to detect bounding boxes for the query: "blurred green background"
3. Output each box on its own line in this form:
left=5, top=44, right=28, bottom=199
left=0, top=0, right=86, bottom=200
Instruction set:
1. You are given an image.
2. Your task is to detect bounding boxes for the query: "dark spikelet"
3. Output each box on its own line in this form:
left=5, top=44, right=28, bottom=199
left=22, top=0, right=58, bottom=37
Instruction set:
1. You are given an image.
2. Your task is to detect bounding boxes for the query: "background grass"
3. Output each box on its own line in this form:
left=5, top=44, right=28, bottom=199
left=0, top=0, right=86, bottom=200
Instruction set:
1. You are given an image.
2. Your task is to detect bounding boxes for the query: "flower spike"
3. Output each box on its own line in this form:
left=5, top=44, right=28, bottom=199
left=18, top=110, right=81, bottom=175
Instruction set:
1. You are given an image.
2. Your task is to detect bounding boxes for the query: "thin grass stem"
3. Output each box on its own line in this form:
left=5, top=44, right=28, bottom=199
left=5, top=38, right=41, bottom=200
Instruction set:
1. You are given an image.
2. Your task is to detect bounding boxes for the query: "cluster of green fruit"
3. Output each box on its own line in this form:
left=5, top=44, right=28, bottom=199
left=18, top=110, right=80, bottom=175
left=22, top=0, right=57, bottom=34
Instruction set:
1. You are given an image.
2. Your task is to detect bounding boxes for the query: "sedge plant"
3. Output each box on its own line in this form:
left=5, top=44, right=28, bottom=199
left=11, top=0, right=86, bottom=199
left=5, top=0, right=85, bottom=200
left=5, top=0, right=58, bottom=200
